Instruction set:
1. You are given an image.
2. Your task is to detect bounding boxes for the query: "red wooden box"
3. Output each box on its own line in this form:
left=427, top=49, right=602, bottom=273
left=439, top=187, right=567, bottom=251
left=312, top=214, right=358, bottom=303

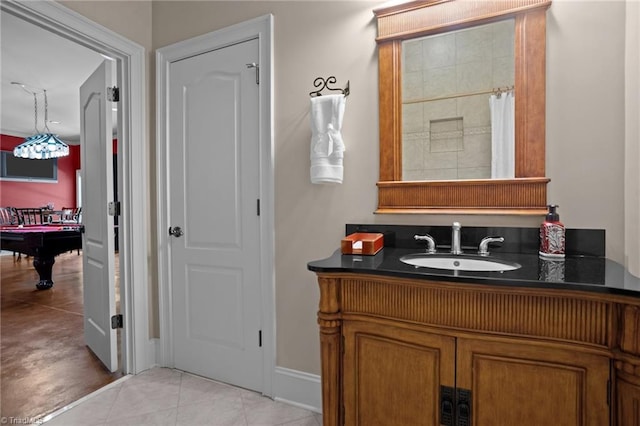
left=341, top=233, right=384, bottom=255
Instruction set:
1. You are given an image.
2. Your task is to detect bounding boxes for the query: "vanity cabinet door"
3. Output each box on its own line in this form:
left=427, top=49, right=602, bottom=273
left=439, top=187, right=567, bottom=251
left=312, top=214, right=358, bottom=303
left=617, top=372, right=640, bottom=425
left=456, top=337, right=611, bottom=426
left=342, top=321, right=456, bottom=426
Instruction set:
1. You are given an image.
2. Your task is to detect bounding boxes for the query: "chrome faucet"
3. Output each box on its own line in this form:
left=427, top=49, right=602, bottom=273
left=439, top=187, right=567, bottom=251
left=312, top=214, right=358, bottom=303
left=451, top=222, right=463, bottom=255
left=414, top=234, right=436, bottom=254
left=478, top=236, right=505, bottom=256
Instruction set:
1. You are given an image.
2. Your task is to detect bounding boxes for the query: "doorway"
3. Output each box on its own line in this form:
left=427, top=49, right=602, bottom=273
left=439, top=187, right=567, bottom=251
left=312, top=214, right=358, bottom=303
left=0, top=0, right=149, bottom=416
left=157, top=15, right=275, bottom=395
left=168, top=37, right=263, bottom=390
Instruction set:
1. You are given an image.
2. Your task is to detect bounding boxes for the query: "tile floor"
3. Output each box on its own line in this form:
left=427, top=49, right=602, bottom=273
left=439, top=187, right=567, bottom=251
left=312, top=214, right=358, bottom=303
left=43, top=368, right=322, bottom=426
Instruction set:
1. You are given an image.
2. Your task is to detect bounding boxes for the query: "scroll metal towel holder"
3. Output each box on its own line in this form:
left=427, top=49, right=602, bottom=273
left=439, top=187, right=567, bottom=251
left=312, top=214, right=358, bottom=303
left=309, top=76, right=350, bottom=97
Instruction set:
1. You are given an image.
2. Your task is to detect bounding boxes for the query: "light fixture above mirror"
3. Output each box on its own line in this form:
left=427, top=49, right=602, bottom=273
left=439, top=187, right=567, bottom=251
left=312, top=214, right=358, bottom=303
left=374, top=0, right=552, bottom=215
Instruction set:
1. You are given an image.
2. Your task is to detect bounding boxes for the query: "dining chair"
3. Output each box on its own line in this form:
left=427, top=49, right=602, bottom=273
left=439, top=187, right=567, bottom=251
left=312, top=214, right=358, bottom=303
left=0, top=207, right=17, bottom=225
left=61, top=207, right=82, bottom=255
left=61, top=207, right=82, bottom=224
left=1, top=207, right=21, bottom=258
left=15, top=208, right=45, bottom=225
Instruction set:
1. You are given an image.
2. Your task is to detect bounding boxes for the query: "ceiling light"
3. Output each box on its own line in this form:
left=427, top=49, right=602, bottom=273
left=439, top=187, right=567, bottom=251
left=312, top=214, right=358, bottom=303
left=13, top=87, right=69, bottom=160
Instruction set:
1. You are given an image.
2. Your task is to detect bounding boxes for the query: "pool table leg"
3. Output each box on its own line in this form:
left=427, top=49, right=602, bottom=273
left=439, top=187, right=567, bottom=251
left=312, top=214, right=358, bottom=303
left=32, top=256, right=55, bottom=290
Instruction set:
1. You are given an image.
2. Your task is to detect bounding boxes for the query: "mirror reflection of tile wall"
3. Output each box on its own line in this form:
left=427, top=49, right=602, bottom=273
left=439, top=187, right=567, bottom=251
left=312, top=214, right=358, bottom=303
left=402, top=20, right=515, bottom=181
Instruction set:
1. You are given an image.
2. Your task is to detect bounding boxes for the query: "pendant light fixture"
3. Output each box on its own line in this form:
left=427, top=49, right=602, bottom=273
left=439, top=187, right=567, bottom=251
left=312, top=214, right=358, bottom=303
left=13, top=84, right=69, bottom=160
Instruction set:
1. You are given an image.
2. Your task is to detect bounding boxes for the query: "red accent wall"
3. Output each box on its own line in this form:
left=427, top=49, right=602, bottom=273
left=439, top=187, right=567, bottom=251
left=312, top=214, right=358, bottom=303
left=0, top=134, right=81, bottom=209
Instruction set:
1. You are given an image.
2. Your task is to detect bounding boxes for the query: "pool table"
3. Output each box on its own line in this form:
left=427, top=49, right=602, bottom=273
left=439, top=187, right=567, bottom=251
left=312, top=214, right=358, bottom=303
left=1, top=224, right=84, bottom=290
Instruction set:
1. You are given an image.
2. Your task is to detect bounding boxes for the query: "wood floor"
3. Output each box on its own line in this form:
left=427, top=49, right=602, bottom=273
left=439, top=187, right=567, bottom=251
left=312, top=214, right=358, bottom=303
left=0, top=251, right=123, bottom=420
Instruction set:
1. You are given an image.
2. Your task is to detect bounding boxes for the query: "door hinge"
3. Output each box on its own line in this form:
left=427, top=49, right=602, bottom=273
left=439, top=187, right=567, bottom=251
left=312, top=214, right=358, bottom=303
left=246, top=63, right=259, bottom=84
left=257, top=199, right=260, bottom=216
left=108, top=201, right=121, bottom=216
left=258, top=330, right=262, bottom=347
left=111, top=314, right=123, bottom=329
left=107, top=86, right=120, bottom=102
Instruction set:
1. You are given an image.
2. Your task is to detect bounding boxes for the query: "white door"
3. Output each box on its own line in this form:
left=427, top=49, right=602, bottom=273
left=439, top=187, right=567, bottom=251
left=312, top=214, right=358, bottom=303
left=168, top=38, right=262, bottom=391
left=80, top=61, right=117, bottom=372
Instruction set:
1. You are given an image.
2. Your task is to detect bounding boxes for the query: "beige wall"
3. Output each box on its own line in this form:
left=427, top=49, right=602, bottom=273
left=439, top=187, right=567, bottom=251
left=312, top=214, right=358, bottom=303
left=547, top=0, right=626, bottom=263
left=151, top=1, right=382, bottom=374
left=59, top=0, right=629, bottom=376
left=626, top=0, right=640, bottom=277
left=60, top=0, right=152, bottom=48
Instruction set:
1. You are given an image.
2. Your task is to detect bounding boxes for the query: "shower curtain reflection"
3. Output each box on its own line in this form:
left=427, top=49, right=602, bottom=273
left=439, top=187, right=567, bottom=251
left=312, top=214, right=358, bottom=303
left=490, top=91, right=515, bottom=179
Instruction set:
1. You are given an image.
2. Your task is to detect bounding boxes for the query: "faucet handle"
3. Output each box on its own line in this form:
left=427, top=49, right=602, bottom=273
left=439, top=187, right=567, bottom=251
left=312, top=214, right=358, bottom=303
left=414, top=234, right=437, bottom=254
left=478, top=236, right=504, bottom=256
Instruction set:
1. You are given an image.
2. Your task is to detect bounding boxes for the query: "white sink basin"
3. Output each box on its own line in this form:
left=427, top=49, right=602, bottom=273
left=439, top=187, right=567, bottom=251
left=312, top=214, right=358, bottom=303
left=400, top=254, right=521, bottom=272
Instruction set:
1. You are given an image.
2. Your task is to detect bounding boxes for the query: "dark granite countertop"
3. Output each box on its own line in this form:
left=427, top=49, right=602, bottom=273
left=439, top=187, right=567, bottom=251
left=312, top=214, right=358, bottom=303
left=307, top=224, right=640, bottom=299
left=307, top=248, right=640, bottom=298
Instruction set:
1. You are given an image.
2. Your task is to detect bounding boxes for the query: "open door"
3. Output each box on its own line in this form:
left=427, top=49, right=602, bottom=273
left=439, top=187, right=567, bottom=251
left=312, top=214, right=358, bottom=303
left=80, top=60, right=117, bottom=372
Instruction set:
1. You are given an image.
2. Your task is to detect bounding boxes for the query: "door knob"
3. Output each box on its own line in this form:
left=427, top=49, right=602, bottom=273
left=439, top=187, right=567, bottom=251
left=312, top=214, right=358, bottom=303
left=168, top=226, right=183, bottom=237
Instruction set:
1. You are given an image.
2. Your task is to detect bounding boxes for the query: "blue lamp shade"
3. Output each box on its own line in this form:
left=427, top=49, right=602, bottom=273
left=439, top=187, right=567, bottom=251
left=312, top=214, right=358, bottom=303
left=13, top=133, right=69, bottom=159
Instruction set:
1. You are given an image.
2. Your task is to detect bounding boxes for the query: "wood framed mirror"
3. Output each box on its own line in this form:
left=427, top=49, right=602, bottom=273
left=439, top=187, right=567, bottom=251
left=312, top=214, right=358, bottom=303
left=374, top=0, right=552, bottom=215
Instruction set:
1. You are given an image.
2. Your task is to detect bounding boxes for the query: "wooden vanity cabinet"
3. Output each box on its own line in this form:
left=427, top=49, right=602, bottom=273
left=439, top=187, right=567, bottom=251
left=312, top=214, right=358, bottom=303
left=315, top=273, right=640, bottom=426
left=342, top=320, right=608, bottom=426
left=342, top=321, right=456, bottom=426
left=617, top=372, right=640, bottom=425
left=456, top=337, right=609, bottom=426
left=616, top=305, right=640, bottom=425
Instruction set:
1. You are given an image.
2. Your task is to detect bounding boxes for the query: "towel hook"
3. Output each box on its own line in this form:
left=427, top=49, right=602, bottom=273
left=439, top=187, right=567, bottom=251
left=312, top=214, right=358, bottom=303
left=309, top=76, right=350, bottom=97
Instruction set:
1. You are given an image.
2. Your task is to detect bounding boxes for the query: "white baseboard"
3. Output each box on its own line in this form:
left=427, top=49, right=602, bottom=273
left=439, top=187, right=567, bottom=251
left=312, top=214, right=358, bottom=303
left=147, top=343, right=322, bottom=414
left=127, top=338, right=160, bottom=374
left=149, top=337, right=160, bottom=367
left=146, top=338, right=160, bottom=369
left=272, top=366, right=322, bottom=413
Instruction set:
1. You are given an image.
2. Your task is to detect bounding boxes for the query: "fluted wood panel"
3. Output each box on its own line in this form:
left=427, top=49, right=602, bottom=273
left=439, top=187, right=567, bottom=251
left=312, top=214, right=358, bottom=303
left=377, top=178, right=549, bottom=212
left=341, top=277, right=612, bottom=347
left=620, top=305, right=640, bottom=356
left=375, top=0, right=552, bottom=41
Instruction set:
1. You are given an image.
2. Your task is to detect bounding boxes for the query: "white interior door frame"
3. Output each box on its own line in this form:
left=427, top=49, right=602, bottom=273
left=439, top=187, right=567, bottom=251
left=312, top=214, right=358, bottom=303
left=76, top=170, right=82, bottom=208
left=0, top=0, right=150, bottom=374
left=156, top=15, right=275, bottom=396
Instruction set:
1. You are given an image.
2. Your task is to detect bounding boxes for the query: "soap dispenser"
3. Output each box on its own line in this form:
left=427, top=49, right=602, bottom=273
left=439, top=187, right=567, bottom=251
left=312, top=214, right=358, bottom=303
left=539, top=204, right=565, bottom=258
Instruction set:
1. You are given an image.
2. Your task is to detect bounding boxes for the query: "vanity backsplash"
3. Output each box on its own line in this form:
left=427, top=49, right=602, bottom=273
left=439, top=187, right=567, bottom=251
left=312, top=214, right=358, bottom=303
left=345, top=224, right=605, bottom=258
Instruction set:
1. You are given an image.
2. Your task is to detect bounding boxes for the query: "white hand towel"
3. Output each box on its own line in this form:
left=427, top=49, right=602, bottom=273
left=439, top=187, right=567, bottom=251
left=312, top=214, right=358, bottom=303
left=310, top=94, right=346, bottom=184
